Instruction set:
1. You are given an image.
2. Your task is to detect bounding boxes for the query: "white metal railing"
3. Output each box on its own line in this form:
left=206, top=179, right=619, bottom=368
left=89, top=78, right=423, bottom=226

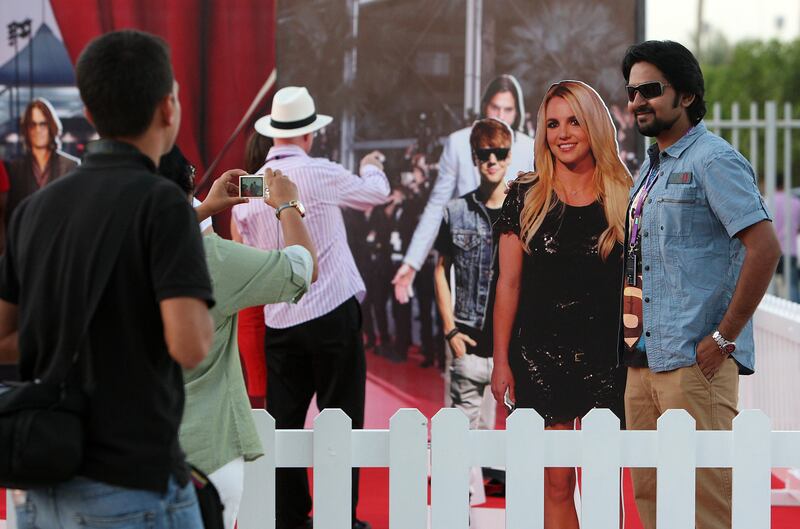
left=690, top=101, right=800, bottom=300
left=233, top=407, right=800, bottom=529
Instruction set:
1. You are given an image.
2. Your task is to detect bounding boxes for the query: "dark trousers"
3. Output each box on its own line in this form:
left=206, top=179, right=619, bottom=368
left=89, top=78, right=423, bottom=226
left=362, top=256, right=392, bottom=346
left=392, top=294, right=412, bottom=353
left=416, top=261, right=443, bottom=363
left=265, top=297, right=366, bottom=529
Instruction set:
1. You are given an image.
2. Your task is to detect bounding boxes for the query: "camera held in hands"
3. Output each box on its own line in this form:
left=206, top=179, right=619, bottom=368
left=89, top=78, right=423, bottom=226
left=239, top=175, right=265, bottom=198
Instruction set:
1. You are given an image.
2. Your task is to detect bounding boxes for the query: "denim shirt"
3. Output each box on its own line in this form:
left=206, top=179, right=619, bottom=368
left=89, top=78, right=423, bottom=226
left=626, top=122, right=770, bottom=374
left=437, top=190, right=497, bottom=329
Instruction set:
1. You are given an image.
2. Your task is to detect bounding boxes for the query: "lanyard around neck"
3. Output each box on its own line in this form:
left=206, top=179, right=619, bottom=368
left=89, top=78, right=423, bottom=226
left=628, top=162, right=660, bottom=252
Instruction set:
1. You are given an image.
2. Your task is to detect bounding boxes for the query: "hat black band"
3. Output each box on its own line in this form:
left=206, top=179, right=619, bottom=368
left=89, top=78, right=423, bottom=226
left=270, top=113, right=317, bottom=130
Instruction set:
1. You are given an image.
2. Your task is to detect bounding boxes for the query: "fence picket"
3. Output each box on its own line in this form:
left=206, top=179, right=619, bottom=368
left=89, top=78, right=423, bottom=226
left=389, top=409, right=428, bottom=529
left=731, top=102, right=740, bottom=150
left=431, top=408, right=470, bottom=529
left=506, top=409, right=545, bottom=529
left=750, top=102, right=759, bottom=175
left=313, top=409, right=352, bottom=529
left=732, top=410, right=771, bottom=529
left=765, top=101, right=778, bottom=211
left=656, top=410, right=696, bottom=529
left=781, top=101, right=794, bottom=299
left=581, top=409, right=620, bottom=529
left=713, top=102, right=722, bottom=136
left=240, top=410, right=276, bottom=529
left=6, top=491, right=15, bottom=529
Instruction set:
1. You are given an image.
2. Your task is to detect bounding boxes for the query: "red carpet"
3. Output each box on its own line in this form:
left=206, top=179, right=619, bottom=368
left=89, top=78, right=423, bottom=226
left=2, top=347, right=798, bottom=527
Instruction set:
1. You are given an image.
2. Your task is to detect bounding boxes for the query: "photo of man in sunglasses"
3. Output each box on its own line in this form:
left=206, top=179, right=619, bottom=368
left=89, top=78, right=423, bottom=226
left=431, top=117, right=514, bottom=505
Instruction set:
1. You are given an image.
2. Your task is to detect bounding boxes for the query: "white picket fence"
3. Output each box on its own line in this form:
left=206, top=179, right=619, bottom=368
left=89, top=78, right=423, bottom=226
left=5, top=408, right=798, bottom=529
left=231, top=407, right=800, bottom=529
left=4, top=295, right=800, bottom=528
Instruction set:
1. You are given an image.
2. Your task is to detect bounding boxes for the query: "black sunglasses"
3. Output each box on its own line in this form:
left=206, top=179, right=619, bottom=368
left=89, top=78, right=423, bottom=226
left=625, top=81, right=671, bottom=102
left=474, top=147, right=510, bottom=163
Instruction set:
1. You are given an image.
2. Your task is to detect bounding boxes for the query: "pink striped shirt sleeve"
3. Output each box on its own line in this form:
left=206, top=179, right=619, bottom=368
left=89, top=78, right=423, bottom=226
left=231, top=145, right=390, bottom=328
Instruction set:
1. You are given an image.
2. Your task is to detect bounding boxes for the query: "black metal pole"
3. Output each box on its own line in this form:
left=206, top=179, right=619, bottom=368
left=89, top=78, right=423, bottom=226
left=13, top=37, right=20, bottom=157
left=5, top=89, right=11, bottom=147
left=28, top=24, right=33, bottom=101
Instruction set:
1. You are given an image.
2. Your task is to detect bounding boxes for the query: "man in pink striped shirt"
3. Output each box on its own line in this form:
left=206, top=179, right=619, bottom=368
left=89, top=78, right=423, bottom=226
left=231, top=86, right=389, bottom=529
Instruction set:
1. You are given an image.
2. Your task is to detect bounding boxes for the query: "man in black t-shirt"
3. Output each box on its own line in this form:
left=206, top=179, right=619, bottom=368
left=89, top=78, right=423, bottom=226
left=432, top=119, right=512, bottom=504
left=0, top=30, right=213, bottom=527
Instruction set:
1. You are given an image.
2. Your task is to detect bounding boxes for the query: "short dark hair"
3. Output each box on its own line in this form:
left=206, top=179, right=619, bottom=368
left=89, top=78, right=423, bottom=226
left=470, top=118, right=512, bottom=155
left=158, top=145, right=194, bottom=195
left=21, top=98, right=61, bottom=151
left=622, top=40, right=706, bottom=125
left=480, top=75, right=522, bottom=131
left=76, top=30, right=174, bottom=138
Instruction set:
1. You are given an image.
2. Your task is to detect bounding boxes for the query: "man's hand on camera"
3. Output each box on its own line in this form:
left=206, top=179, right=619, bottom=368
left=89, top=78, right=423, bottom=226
left=264, top=169, right=299, bottom=209
left=360, top=150, right=385, bottom=172
left=196, top=169, right=248, bottom=222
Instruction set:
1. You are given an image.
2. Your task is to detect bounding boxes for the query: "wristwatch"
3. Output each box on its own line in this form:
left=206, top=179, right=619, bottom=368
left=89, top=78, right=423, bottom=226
left=712, top=330, right=736, bottom=356
left=275, top=200, right=306, bottom=220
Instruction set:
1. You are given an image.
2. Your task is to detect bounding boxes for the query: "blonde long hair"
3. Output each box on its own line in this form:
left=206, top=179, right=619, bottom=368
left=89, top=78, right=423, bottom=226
left=517, top=80, right=632, bottom=260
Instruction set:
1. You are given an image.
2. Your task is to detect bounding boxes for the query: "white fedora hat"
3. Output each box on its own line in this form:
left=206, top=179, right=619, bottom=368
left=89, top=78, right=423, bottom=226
left=254, top=86, right=333, bottom=139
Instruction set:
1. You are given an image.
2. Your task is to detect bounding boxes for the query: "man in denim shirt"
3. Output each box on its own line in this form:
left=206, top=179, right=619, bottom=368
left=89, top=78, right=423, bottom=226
left=433, top=119, right=511, bottom=503
left=620, top=41, right=781, bottom=529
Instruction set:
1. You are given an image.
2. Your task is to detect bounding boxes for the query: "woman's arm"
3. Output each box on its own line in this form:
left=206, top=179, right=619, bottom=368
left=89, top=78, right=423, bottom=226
left=491, top=232, right=524, bottom=406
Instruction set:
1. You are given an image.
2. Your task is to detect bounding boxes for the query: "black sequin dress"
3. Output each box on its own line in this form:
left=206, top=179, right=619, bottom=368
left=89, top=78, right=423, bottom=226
left=495, top=181, right=626, bottom=426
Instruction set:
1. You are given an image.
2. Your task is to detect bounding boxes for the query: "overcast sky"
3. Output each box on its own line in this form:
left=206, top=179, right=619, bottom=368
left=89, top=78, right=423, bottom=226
left=646, top=0, right=800, bottom=45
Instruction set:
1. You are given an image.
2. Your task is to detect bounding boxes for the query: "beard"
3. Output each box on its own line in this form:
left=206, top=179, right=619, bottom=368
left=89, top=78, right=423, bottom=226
left=633, top=93, right=682, bottom=137
left=634, top=111, right=680, bottom=137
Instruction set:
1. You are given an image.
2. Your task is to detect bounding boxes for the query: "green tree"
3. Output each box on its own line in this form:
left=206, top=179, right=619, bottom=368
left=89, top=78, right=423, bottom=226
left=701, top=37, right=800, bottom=180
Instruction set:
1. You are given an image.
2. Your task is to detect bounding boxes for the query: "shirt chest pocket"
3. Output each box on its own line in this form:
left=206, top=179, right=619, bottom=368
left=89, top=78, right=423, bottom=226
left=656, top=187, right=698, bottom=237
left=452, top=231, right=481, bottom=251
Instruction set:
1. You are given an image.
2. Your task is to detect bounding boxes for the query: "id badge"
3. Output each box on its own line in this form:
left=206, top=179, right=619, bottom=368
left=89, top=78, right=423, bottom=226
left=625, top=251, right=638, bottom=286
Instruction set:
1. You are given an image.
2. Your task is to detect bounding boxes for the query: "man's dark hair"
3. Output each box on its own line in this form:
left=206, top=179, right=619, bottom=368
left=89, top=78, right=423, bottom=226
left=480, top=75, right=523, bottom=131
left=622, top=40, right=706, bottom=124
left=76, top=30, right=174, bottom=138
left=158, top=145, right=194, bottom=195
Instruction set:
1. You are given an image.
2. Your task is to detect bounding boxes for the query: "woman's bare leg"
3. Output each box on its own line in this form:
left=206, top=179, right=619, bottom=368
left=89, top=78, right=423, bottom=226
left=544, top=420, right=579, bottom=529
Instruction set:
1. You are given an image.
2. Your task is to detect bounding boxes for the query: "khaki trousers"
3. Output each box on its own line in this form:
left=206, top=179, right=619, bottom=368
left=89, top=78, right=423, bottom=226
left=625, top=359, right=739, bottom=529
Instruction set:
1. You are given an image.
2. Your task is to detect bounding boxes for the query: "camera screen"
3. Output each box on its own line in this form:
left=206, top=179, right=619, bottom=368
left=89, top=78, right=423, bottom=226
left=240, top=176, right=264, bottom=198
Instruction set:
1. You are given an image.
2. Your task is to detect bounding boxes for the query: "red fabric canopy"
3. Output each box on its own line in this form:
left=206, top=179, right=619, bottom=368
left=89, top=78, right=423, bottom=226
left=50, top=0, right=276, bottom=236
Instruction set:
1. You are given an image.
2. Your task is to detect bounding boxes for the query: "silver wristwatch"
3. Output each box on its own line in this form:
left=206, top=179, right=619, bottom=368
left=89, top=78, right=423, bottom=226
left=712, top=330, right=736, bottom=356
